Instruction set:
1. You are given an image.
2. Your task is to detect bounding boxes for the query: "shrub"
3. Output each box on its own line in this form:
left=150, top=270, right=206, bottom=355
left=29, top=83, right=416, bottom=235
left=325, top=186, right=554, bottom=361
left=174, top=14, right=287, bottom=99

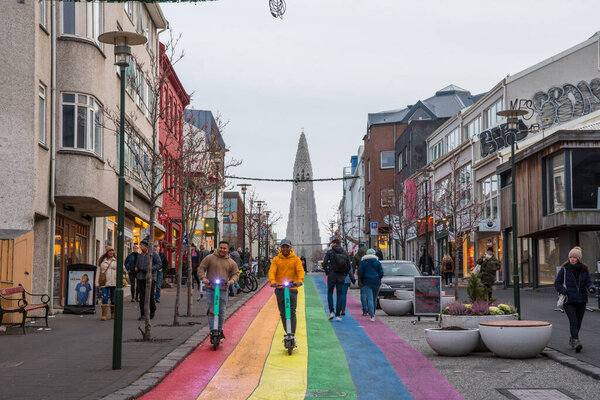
left=466, top=273, right=487, bottom=303
left=444, top=301, right=467, bottom=315
left=470, top=299, right=490, bottom=315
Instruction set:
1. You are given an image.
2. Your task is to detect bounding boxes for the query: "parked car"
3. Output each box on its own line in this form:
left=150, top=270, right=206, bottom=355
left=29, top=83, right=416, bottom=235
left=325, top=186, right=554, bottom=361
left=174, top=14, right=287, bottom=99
left=378, top=260, right=421, bottom=299
left=313, top=260, right=325, bottom=273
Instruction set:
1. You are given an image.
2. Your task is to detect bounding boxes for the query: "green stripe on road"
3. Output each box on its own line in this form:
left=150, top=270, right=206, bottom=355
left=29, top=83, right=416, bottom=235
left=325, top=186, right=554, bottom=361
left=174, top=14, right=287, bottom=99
left=305, top=276, right=357, bottom=399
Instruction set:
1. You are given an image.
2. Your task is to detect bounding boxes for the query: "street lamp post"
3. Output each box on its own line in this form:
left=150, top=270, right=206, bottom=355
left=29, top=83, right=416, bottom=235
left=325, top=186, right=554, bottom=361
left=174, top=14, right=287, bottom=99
left=264, top=211, right=270, bottom=262
left=497, top=109, right=528, bottom=318
left=424, top=177, right=430, bottom=275
left=214, top=149, right=229, bottom=245
left=97, top=31, right=146, bottom=370
left=256, top=200, right=265, bottom=276
left=237, top=183, right=251, bottom=265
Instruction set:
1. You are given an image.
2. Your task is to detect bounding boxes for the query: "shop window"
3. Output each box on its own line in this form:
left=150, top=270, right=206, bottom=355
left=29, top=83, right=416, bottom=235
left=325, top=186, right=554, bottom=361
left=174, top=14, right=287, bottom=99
left=546, top=152, right=566, bottom=213
left=478, top=174, right=499, bottom=220
left=578, top=231, right=600, bottom=273
left=538, top=236, right=560, bottom=285
left=571, top=150, right=600, bottom=209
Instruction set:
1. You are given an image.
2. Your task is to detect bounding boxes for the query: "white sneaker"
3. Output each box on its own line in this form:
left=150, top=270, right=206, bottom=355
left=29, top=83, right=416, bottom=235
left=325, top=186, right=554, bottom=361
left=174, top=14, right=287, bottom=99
left=370, top=316, right=375, bottom=322
left=335, top=316, right=342, bottom=322
left=328, top=312, right=335, bottom=320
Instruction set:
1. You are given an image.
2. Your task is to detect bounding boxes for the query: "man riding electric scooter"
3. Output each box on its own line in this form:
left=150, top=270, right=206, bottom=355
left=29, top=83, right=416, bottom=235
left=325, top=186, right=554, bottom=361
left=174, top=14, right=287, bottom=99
left=269, top=238, right=304, bottom=350
left=199, top=241, right=239, bottom=347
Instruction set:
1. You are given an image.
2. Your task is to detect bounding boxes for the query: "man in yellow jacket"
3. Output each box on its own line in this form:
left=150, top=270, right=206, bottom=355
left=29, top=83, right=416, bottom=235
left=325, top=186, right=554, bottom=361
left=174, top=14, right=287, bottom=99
left=269, top=238, right=304, bottom=339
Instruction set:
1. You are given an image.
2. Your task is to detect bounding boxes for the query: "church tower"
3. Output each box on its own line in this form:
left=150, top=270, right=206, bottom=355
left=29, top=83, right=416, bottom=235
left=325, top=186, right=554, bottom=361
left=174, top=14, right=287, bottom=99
left=286, top=133, right=322, bottom=260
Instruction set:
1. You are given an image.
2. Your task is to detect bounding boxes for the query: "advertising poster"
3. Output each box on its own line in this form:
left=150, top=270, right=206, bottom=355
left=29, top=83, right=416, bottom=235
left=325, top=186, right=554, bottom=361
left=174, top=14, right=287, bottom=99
left=414, top=276, right=441, bottom=316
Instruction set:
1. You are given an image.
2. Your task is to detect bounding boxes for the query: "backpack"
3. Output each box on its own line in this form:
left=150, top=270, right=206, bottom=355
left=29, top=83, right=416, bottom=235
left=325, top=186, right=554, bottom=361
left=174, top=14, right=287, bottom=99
left=330, top=250, right=349, bottom=274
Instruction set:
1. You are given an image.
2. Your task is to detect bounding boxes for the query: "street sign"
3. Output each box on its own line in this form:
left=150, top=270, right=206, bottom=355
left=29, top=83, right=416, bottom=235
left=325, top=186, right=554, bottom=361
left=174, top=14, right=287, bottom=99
left=370, top=222, right=378, bottom=236
left=183, top=235, right=188, bottom=245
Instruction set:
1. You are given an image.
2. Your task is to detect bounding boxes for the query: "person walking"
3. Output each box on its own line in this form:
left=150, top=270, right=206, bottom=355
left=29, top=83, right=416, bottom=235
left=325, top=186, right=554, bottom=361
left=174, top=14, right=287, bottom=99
left=358, top=249, right=384, bottom=322
left=154, top=244, right=168, bottom=303
left=199, top=241, right=240, bottom=341
left=339, top=265, right=356, bottom=316
left=96, top=246, right=117, bottom=321
left=269, top=239, right=304, bottom=344
left=124, top=245, right=140, bottom=302
left=555, top=247, right=595, bottom=353
left=476, top=247, right=500, bottom=300
left=229, top=246, right=242, bottom=296
left=243, top=248, right=251, bottom=266
left=191, top=244, right=201, bottom=290
left=418, top=249, right=434, bottom=275
left=441, top=253, right=454, bottom=288
left=300, top=256, right=307, bottom=273
left=136, top=239, right=161, bottom=320
left=375, top=246, right=384, bottom=261
left=352, top=244, right=368, bottom=315
left=323, top=238, right=351, bottom=321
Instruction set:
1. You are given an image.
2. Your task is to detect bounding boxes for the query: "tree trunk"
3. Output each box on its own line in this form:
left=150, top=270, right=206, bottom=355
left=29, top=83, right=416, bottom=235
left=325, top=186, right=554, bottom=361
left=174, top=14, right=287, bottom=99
left=143, top=219, right=155, bottom=340
left=173, top=232, right=184, bottom=326
left=186, top=245, right=193, bottom=317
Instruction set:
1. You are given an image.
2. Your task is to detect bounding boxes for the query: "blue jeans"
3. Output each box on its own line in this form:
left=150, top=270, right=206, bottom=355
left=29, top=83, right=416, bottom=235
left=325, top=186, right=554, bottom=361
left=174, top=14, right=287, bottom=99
left=155, top=270, right=163, bottom=301
left=359, top=286, right=369, bottom=312
left=339, top=283, right=350, bottom=312
left=206, top=287, right=229, bottom=331
left=365, top=284, right=380, bottom=318
left=102, top=287, right=115, bottom=305
left=327, top=278, right=345, bottom=317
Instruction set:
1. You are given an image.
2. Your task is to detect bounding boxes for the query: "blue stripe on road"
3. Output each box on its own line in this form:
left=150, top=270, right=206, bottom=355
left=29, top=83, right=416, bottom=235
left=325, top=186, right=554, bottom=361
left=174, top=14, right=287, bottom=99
left=312, top=276, right=413, bottom=400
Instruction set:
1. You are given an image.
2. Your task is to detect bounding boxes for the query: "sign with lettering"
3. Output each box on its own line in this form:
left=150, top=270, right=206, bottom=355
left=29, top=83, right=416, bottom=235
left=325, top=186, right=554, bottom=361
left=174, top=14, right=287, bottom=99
left=413, top=276, right=441, bottom=316
left=370, top=222, right=378, bottom=236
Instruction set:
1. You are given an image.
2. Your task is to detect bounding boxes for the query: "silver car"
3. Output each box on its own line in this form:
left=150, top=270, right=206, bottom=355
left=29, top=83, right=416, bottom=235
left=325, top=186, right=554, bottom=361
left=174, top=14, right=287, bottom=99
left=378, top=260, right=421, bottom=298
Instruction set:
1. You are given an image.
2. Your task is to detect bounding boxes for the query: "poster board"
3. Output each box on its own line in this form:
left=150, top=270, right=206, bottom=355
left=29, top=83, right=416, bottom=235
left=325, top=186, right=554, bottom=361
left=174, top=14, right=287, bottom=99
left=64, top=264, right=97, bottom=314
left=413, top=276, right=441, bottom=316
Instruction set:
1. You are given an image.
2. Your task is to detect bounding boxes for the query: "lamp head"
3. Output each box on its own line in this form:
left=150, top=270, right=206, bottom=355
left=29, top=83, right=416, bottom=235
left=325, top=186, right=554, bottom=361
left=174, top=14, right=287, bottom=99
left=497, top=109, right=528, bottom=131
left=98, top=31, right=146, bottom=68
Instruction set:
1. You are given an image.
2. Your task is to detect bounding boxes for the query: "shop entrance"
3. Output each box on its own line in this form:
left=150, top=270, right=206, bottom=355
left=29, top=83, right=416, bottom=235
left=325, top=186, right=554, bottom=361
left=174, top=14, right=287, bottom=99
left=54, top=215, right=88, bottom=306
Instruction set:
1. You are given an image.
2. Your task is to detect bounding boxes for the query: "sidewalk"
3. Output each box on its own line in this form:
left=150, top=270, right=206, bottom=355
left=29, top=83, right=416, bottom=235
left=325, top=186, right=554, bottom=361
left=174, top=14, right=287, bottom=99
left=0, top=280, right=267, bottom=400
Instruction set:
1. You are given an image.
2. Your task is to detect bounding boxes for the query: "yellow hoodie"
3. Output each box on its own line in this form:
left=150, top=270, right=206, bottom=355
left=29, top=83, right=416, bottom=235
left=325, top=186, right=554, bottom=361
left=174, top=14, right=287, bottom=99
left=268, top=250, right=305, bottom=290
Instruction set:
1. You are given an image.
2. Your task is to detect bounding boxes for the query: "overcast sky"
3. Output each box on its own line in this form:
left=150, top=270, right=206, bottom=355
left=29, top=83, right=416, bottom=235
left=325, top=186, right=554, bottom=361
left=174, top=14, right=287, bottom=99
left=160, top=0, right=599, bottom=241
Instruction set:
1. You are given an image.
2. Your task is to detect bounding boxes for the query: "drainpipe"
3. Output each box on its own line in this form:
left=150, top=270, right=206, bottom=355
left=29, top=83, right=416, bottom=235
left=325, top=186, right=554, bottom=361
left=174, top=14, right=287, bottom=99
left=47, top=0, right=57, bottom=313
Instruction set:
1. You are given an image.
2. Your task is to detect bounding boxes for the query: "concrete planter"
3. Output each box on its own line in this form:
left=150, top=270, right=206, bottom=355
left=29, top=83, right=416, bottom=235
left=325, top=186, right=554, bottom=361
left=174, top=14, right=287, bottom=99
left=379, top=298, right=413, bottom=316
left=394, top=290, right=414, bottom=300
left=425, top=328, right=480, bottom=356
left=479, top=320, right=552, bottom=359
left=441, top=295, right=455, bottom=310
left=440, top=314, right=518, bottom=352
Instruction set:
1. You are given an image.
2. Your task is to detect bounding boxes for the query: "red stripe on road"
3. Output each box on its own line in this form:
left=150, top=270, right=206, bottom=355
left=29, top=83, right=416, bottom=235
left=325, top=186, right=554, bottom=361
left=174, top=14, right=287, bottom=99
left=138, top=284, right=273, bottom=400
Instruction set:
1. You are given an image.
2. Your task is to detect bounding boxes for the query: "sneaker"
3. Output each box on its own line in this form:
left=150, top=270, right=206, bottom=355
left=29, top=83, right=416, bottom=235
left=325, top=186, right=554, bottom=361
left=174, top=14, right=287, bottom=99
left=293, top=336, right=297, bottom=347
left=155, top=299, right=160, bottom=303
left=575, top=340, right=582, bottom=353
left=362, top=311, right=368, bottom=316
left=569, top=338, right=575, bottom=348
left=328, top=312, right=335, bottom=320
left=370, top=316, right=375, bottom=322
left=335, top=316, right=342, bottom=322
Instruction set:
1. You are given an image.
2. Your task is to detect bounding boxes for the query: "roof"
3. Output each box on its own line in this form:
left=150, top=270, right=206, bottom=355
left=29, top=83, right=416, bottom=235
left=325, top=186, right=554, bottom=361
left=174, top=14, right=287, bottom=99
left=367, top=85, right=484, bottom=128
left=184, top=109, right=226, bottom=149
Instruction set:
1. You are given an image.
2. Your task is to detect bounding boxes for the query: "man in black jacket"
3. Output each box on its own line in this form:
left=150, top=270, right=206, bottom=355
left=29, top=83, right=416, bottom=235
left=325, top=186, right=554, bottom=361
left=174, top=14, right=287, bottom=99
left=124, top=245, right=140, bottom=302
left=323, top=239, right=351, bottom=321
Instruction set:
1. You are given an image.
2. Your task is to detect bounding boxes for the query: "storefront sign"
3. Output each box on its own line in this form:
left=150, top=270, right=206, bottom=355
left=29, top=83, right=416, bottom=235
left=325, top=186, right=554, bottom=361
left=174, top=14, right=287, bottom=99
left=479, top=218, right=500, bottom=232
left=407, top=226, right=417, bottom=241
left=414, top=276, right=441, bottom=316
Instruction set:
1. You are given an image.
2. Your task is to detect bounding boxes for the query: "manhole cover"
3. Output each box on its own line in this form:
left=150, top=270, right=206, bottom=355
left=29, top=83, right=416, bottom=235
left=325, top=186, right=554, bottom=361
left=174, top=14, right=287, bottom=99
left=498, top=388, right=582, bottom=400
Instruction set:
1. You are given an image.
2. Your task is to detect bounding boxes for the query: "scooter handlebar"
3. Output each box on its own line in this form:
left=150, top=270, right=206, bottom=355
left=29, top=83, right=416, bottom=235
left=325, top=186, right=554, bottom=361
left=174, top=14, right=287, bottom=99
left=274, top=281, right=301, bottom=288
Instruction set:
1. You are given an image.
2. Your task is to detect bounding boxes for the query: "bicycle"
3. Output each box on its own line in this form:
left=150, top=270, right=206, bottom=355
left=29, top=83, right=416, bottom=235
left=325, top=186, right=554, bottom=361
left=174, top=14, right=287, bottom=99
left=239, top=266, right=258, bottom=293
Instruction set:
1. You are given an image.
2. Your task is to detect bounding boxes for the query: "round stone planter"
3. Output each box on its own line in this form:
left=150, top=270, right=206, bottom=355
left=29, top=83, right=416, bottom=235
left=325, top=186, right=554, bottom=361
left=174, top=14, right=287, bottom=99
left=394, top=290, right=414, bottom=300
left=424, top=328, right=480, bottom=356
left=479, top=320, right=552, bottom=359
left=440, top=314, right=518, bottom=352
left=379, top=298, right=413, bottom=316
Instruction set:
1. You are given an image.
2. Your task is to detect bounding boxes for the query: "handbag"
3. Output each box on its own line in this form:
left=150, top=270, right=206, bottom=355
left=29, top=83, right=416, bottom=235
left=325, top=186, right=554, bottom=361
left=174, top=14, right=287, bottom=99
left=472, top=264, right=481, bottom=275
left=557, top=267, right=567, bottom=310
left=98, top=264, right=109, bottom=287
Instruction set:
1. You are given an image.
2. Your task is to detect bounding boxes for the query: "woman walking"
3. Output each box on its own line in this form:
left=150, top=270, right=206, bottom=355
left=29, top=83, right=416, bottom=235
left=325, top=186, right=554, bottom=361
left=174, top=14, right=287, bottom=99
left=554, top=247, right=595, bottom=352
left=96, top=246, right=118, bottom=321
left=358, top=249, right=384, bottom=322
left=441, top=254, right=454, bottom=287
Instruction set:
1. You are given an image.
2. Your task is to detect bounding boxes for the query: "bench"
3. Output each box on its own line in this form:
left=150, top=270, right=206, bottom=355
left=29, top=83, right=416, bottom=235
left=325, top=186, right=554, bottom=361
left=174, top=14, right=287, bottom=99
left=0, top=284, right=50, bottom=334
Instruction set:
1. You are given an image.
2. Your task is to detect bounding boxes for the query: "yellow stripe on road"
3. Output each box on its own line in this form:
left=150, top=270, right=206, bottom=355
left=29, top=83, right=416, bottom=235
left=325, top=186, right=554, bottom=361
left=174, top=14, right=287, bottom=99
left=197, top=294, right=280, bottom=400
left=248, top=286, right=308, bottom=400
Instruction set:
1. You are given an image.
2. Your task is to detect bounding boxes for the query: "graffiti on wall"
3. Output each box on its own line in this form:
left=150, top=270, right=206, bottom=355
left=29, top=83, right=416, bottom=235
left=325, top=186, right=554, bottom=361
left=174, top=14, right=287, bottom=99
left=479, top=77, right=600, bottom=158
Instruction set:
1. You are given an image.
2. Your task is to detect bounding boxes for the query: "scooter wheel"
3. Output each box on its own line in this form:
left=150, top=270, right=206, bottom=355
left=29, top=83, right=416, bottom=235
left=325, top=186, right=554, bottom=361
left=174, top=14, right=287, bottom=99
left=213, top=342, right=218, bottom=351
left=287, top=346, right=293, bottom=355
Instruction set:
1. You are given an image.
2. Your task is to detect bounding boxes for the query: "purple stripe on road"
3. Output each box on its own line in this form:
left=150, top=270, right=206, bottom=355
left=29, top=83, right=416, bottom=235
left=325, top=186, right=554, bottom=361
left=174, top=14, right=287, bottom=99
left=344, top=287, right=464, bottom=400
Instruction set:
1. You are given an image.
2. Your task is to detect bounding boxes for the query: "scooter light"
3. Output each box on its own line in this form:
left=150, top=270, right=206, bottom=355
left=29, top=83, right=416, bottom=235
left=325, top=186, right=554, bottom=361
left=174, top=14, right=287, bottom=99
left=215, top=279, right=221, bottom=285
left=283, top=281, right=289, bottom=287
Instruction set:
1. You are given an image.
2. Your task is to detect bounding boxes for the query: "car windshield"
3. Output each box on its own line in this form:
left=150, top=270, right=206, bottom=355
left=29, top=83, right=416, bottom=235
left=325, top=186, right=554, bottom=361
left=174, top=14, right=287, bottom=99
left=381, top=262, right=419, bottom=276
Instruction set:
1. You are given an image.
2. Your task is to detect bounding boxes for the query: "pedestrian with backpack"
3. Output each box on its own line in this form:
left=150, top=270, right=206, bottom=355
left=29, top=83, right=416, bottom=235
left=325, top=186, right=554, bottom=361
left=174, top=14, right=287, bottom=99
left=323, top=238, right=351, bottom=321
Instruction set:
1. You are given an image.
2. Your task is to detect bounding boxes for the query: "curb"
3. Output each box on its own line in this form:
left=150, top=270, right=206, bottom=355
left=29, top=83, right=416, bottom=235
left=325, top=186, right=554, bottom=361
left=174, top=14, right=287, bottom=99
left=542, top=347, right=600, bottom=380
left=101, top=280, right=269, bottom=400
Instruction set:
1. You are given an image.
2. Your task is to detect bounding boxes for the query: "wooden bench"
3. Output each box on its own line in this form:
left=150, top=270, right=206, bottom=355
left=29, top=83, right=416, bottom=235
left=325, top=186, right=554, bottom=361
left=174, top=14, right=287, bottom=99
left=0, top=285, right=50, bottom=334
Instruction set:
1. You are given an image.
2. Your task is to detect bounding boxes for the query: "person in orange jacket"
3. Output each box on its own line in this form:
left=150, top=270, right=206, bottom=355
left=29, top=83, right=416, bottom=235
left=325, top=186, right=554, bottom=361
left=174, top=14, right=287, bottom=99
left=269, top=238, right=305, bottom=338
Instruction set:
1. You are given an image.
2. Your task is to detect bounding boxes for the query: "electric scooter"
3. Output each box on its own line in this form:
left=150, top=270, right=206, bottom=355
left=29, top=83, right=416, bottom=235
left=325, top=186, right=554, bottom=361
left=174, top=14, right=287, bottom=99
left=277, top=281, right=298, bottom=355
left=209, top=278, right=223, bottom=350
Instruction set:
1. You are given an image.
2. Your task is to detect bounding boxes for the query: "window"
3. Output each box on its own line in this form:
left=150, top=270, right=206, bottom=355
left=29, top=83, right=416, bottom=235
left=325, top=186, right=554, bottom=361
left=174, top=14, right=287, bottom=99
left=39, top=84, right=46, bottom=144
left=456, top=164, right=472, bottom=208
left=381, top=151, right=394, bottom=169
left=478, top=175, right=499, bottom=220
left=40, top=0, right=47, bottom=28
left=447, top=128, right=460, bottom=152
left=125, top=2, right=134, bottom=20
left=62, top=1, right=103, bottom=46
left=397, top=152, right=403, bottom=171
left=367, top=159, right=371, bottom=182
left=466, top=116, right=482, bottom=139
left=571, top=150, right=600, bottom=209
left=381, top=189, right=394, bottom=207
left=484, top=99, right=503, bottom=129
left=547, top=153, right=566, bottom=213
left=430, top=140, right=445, bottom=162
left=62, top=93, right=102, bottom=156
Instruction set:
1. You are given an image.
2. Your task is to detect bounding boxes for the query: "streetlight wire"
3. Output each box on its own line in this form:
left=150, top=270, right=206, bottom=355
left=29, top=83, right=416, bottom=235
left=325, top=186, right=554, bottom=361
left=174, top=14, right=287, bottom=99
left=225, top=175, right=358, bottom=183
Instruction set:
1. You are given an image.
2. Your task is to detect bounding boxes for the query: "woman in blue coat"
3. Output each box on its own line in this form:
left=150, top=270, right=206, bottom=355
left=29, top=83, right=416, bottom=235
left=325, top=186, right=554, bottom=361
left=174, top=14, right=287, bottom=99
left=554, top=247, right=596, bottom=353
left=358, top=249, right=384, bottom=322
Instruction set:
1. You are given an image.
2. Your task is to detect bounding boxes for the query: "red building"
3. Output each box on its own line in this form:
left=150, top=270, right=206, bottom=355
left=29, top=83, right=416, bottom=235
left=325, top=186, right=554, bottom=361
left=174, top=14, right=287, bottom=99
left=159, top=42, right=190, bottom=269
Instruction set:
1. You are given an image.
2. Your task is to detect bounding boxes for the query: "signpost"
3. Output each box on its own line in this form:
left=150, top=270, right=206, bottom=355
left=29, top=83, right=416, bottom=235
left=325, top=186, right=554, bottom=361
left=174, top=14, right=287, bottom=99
left=370, top=221, right=378, bottom=236
left=413, top=276, right=441, bottom=321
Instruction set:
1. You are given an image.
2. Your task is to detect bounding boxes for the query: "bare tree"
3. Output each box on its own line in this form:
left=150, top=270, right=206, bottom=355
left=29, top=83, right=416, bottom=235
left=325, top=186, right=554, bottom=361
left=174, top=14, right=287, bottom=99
left=385, top=179, right=418, bottom=261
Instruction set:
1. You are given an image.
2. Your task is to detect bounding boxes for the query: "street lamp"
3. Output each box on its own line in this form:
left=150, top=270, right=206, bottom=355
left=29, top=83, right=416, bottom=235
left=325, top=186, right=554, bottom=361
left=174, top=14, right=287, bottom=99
left=237, top=183, right=251, bottom=265
left=213, top=148, right=229, bottom=245
left=497, top=108, right=528, bottom=318
left=97, top=31, right=146, bottom=370
left=264, top=210, right=270, bottom=262
left=256, top=200, right=265, bottom=276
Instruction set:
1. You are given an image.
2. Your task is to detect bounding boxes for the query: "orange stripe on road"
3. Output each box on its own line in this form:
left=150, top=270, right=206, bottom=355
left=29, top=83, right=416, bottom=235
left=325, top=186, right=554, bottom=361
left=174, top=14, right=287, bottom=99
left=197, top=294, right=280, bottom=400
